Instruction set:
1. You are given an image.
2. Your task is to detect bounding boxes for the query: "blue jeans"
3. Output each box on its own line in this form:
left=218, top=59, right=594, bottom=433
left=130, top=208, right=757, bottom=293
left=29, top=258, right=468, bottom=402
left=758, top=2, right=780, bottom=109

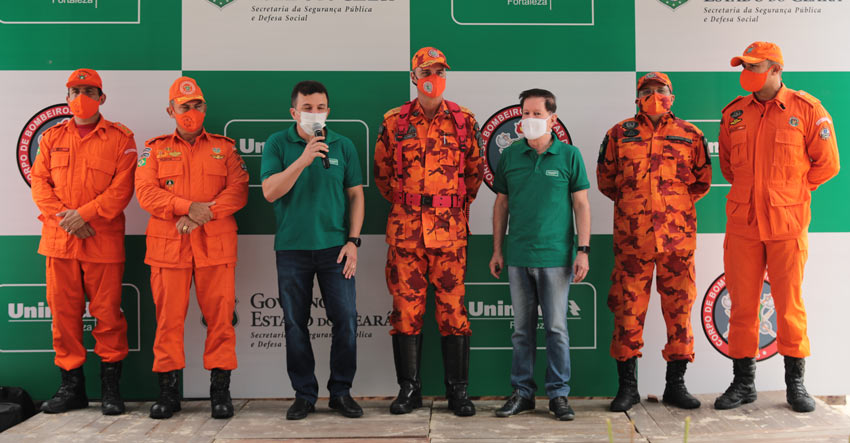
left=507, top=266, right=572, bottom=399
left=275, top=246, right=357, bottom=403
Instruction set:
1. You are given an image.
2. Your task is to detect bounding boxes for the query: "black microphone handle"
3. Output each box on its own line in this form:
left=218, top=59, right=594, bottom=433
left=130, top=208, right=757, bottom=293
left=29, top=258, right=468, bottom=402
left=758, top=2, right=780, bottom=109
left=315, top=129, right=330, bottom=169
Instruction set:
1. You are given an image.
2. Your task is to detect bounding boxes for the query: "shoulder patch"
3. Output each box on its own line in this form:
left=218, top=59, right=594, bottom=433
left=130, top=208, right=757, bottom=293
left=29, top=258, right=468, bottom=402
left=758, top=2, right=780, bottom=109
left=722, top=96, right=746, bottom=114
left=621, top=120, right=638, bottom=130
left=111, top=121, right=134, bottom=137
left=145, top=134, right=171, bottom=147
left=383, top=106, right=402, bottom=120
left=795, top=90, right=821, bottom=107
left=41, top=121, right=69, bottom=139
left=208, top=133, right=235, bottom=145
left=597, top=134, right=609, bottom=164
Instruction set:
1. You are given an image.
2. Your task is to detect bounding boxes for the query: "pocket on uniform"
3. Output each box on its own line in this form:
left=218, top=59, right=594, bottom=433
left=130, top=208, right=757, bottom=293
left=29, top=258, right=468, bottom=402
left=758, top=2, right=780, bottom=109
left=48, top=152, right=70, bottom=188
left=86, top=157, right=116, bottom=193
left=203, top=159, right=227, bottom=197
left=434, top=207, right=457, bottom=242
left=145, top=234, right=180, bottom=264
left=729, top=130, right=748, bottom=169
left=773, top=129, right=804, bottom=166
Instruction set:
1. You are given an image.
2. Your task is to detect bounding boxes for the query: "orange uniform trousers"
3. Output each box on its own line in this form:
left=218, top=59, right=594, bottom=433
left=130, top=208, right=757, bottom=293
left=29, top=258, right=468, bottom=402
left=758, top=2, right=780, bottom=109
left=386, top=245, right=471, bottom=336
left=608, top=249, right=696, bottom=362
left=150, top=263, right=237, bottom=372
left=724, top=233, right=809, bottom=359
left=45, top=257, right=128, bottom=370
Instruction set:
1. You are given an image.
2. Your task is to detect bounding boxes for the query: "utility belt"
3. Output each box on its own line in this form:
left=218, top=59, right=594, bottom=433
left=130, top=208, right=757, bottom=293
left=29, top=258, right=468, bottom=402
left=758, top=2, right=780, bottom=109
left=393, top=191, right=465, bottom=208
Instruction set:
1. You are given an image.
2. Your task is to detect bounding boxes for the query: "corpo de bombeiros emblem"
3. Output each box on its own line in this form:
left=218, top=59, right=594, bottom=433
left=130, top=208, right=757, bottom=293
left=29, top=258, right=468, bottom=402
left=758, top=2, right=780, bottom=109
left=701, top=273, right=778, bottom=361
left=659, top=0, right=689, bottom=10
left=17, top=104, right=73, bottom=187
left=480, top=104, right=572, bottom=191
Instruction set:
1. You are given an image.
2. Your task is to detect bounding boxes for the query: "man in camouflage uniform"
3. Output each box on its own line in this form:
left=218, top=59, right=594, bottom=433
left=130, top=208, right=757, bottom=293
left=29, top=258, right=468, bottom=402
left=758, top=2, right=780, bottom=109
left=597, top=72, right=712, bottom=412
left=374, top=47, right=483, bottom=417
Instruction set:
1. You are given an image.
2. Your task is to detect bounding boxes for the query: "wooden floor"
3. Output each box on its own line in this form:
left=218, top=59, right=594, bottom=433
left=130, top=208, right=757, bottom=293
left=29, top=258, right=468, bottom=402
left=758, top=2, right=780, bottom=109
left=2, top=391, right=849, bottom=442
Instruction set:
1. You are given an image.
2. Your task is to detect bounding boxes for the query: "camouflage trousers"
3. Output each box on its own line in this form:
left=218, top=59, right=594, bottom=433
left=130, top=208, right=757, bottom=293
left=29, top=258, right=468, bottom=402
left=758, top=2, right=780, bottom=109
left=386, top=244, right=471, bottom=336
left=608, top=249, right=696, bottom=362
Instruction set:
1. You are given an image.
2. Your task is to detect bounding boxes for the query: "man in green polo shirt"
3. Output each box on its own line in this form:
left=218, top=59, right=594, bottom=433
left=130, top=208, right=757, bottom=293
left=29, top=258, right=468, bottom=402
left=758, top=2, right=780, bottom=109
left=260, top=80, right=365, bottom=420
left=488, top=88, right=591, bottom=421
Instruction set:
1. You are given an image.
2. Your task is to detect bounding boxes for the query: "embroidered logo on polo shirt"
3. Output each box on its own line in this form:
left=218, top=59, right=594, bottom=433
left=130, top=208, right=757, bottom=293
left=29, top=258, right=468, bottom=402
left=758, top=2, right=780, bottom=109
left=545, top=170, right=559, bottom=177
left=329, top=158, right=339, bottom=166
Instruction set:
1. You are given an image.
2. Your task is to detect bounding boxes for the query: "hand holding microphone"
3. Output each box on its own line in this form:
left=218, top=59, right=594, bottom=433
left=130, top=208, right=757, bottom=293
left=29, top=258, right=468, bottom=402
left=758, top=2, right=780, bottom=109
left=312, top=123, right=330, bottom=169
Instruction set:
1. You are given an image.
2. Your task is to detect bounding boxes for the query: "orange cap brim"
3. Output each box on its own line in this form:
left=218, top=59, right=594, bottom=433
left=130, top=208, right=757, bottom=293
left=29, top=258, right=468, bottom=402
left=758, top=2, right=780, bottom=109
left=418, top=60, right=450, bottom=70
left=173, top=95, right=205, bottom=105
left=730, top=55, right=767, bottom=67
left=66, top=79, right=101, bottom=88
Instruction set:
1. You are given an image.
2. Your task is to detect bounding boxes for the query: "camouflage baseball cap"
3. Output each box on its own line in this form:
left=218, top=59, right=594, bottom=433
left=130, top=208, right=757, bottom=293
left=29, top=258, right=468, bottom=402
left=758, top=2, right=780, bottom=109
left=637, top=71, right=673, bottom=92
left=412, top=47, right=451, bottom=70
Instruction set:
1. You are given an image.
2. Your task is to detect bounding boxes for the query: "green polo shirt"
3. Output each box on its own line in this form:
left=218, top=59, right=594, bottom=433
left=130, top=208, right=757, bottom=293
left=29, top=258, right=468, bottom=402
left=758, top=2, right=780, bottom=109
left=492, top=136, right=589, bottom=268
left=260, top=125, right=362, bottom=251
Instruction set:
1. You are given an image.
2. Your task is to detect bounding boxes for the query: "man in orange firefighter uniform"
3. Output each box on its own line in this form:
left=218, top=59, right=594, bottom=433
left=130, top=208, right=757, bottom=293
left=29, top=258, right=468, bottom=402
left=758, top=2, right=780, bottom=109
left=598, top=72, right=712, bottom=412
left=32, top=69, right=137, bottom=416
left=135, top=77, right=249, bottom=420
left=714, top=42, right=839, bottom=413
left=374, top=47, right=483, bottom=417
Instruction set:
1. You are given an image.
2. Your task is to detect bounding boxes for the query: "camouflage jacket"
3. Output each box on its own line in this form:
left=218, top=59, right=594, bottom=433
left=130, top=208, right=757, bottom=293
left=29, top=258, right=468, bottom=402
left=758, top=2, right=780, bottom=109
left=374, top=99, right=483, bottom=249
left=597, top=112, right=712, bottom=252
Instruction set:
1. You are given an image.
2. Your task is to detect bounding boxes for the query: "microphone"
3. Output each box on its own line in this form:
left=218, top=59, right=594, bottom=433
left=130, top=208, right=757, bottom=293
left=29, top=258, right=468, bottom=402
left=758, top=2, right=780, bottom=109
left=312, top=123, right=329, bottom=169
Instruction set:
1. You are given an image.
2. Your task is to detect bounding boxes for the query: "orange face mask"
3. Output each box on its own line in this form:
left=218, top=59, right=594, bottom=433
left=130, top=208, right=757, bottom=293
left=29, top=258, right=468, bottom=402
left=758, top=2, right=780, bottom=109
left=175, top=108, right=205, bottom=132
left=69, top=94, right=100, bottom=119
left=740, top=69, right=770, bottom=92
left=417, top=74, right=446, bottom=98
left=636, top=93, right=673, bottom=115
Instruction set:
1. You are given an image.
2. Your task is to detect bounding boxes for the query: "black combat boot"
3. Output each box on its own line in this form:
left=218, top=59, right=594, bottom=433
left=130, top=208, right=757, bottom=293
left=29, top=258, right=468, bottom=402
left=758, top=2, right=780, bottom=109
left=662, top=360, right=700, bottom=409
left=441, top=335, right=475, bottom=417
left=610, top=357, right=640, bottom=412
left=100, top=361, right=125, bottom=415
left=210, top=369, right=234, bottom=419
left=390, top=334, right=423, bottom=414
left=41, top=367, right=88, bottom=413
left=714, top=358, right=757, bottom=409
left=784, top=356, right=815, bottom=413
left=150, top=371, right=181, bottom=419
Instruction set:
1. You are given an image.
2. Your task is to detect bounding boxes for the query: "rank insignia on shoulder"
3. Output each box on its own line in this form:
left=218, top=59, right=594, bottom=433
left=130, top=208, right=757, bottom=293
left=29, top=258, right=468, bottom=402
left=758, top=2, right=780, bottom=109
left=622, top=121, right=638, bottom=130
left=730, top=110, right=743, bottom=118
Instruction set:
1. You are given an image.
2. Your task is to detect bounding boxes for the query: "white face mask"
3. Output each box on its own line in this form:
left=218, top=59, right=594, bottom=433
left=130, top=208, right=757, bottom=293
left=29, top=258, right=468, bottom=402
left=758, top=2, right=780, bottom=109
left=299, top=111, right=327, bottom=134
left=520, top=117, right=549, bottom=141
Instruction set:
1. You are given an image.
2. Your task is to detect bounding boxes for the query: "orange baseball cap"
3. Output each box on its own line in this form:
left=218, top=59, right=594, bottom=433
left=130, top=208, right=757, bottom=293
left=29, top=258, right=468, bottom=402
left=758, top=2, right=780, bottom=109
left=412, top=47, right=450, bottom=70
left=731, top=41, right=784, bottom=67
left=169, top=76, right=205, bottom=105
left=66, top=69, right=102, bottom=89
left=637, top=71, right=673, bottom=92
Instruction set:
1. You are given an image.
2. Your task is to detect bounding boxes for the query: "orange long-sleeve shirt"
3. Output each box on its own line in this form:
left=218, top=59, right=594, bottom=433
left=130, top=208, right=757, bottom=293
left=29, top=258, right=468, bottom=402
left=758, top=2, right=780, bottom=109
left=597, top=112, right=712, bottom=253
left=719, top=85, right=840, bottom=241
left=374, top=100, right=483, bottom=249
left=135, top=130, right=249, bottom=268
left=31, top=117, right=137, bottom=263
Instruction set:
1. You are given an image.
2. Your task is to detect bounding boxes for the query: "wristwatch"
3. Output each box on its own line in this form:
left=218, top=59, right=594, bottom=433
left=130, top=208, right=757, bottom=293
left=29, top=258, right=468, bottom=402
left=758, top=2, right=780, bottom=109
left=347, top=237, right=361, bottom=247
left=576, top=245, right=591, bottom=254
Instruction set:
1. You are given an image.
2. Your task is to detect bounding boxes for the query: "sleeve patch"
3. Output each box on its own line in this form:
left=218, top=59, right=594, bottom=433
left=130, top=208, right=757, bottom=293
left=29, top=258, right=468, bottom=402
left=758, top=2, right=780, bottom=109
left=597, top=134, right=609, bottom=164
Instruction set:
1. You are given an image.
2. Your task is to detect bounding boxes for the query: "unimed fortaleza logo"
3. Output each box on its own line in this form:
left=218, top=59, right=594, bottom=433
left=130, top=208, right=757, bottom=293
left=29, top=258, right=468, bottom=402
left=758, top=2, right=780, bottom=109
left=701, top=273, right=778, bottom=361
left=467, top=299, right=582, bottom=320
left=480, top=104, right=572, bottom=191
left=17, top=104, right=73, bottom=187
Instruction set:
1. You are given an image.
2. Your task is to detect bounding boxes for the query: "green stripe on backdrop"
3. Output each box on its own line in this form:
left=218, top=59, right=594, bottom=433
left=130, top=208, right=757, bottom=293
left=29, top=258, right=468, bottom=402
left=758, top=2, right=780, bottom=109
left=411, top=0, right=635, bottom=72
left=637, top=71, right=849, bottom=233
left=0, top=2, right=180, bottom=70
